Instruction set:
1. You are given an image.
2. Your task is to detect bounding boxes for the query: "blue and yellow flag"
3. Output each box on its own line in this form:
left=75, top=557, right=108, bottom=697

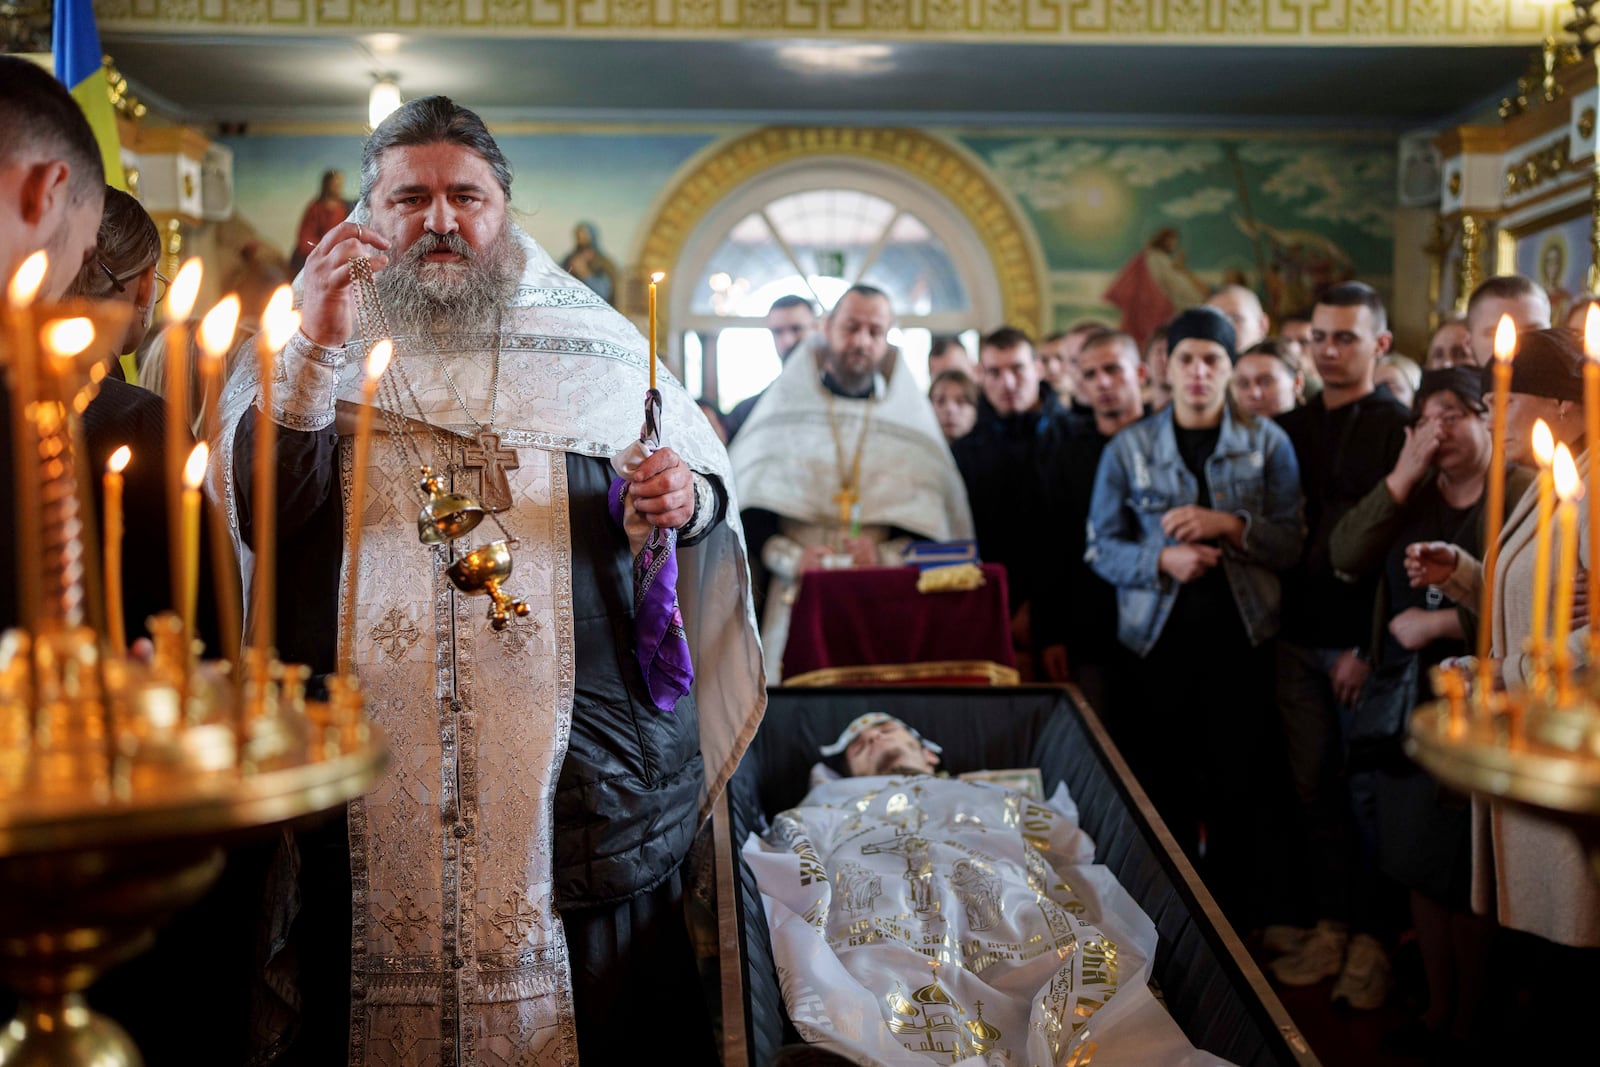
left=52, top=0, right=126, bottom=190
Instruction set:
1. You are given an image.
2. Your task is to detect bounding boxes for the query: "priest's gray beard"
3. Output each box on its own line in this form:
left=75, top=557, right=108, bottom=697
left=376, top=225, right=524, bottom=337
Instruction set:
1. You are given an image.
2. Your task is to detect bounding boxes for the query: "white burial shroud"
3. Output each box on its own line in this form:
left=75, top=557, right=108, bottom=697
left=212, top=226, right=766, bottom=1065
left=745, top=774, right=1236, bottom=1067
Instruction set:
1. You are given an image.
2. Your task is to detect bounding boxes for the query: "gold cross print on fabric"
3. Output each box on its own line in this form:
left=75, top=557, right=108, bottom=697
left=462, top=432, right=520, bottom=513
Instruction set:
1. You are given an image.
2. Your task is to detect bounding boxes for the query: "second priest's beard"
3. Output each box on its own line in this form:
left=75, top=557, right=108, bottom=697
left=377, top=228, right=523, bottom=337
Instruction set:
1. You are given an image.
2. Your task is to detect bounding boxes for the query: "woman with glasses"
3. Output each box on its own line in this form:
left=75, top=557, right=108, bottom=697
left=1328, top=367, right=1527, bottom=1044
left=65, top=186, right=166, bottom=381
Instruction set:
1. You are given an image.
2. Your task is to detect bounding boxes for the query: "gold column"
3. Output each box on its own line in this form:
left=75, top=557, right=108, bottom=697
left=1456, top=215, right=1483, bottom=314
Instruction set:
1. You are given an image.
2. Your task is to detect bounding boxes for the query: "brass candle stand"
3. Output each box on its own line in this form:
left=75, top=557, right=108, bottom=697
left=1407, top=667, right=1600, bottom=883
left=1, top=272, right=386, bottom=1066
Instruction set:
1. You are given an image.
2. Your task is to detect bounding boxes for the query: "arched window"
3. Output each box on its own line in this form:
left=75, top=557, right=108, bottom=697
left=671, top=160, right=1001, bottom=410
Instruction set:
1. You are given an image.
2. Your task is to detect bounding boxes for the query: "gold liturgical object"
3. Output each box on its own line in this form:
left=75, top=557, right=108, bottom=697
left=446, top=540, right=531, bottom=631
left=0, top=254, right=386, bottom=1067
left=416, top=464, right=486, bottom=545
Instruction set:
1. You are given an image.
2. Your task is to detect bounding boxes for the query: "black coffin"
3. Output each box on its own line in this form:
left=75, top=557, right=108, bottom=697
left=719, top=685, right=1320, bottom=1067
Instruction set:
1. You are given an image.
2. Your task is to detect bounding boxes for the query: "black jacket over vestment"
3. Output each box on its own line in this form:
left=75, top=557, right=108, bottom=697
left=226, top=416, right=726, bottom=1059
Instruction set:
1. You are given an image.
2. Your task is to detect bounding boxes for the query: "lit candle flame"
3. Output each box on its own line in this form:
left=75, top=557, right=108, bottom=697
left=650, top=271, right=665, bottom=284
left=1556, top=443, right=1582, bottom=501
left=183, top=441, right=209, bottom=489
left=166, top=258, right=203, bottom=321
left=1586, top=304, right=1600, bottom=364
left=261, top=285, right=300, bottom=352
left=42, top=316, right=95, bottom=358
left=7, top=251, right=46, bottom=306
left=367, top=339, right=392, bottom=379
left=107, top=445, right=131, bottom=475
left=1493, top=314, right=1517, bottom=363
left=1533, top=418, right=1555, bottom=468
left=199, top=295, right=241, bottom=359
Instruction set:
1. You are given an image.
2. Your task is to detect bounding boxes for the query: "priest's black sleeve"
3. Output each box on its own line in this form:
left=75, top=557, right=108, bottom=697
left=231, top=413, right=343, bottom=675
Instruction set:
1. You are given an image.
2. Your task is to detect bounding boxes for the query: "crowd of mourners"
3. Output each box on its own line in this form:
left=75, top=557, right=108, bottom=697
left=20, top=59, right=1598, bottom=1051
left=712, top=276, right=1595, bottom=1065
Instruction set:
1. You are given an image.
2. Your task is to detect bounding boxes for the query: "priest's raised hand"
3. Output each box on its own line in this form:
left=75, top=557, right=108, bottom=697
left=298, top=217, right=391, bottom=346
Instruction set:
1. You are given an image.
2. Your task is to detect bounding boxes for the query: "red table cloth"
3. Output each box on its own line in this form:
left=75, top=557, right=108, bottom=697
left=781, top=564, right=1015, bottom=680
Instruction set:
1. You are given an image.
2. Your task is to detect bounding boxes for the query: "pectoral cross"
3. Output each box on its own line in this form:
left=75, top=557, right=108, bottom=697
left=833, top=486, right=859, bottom=531
left=463, top=432, right=519, bottom=512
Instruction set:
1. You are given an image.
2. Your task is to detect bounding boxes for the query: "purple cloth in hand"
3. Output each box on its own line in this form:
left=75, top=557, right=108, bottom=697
left=608, top=390, right=694, bottom=713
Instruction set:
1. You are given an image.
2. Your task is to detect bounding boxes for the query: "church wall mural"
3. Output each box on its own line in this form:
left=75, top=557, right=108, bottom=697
left=962, top=133, right=1397, bottom=333
left=219, top=124, right=1395, bottom=343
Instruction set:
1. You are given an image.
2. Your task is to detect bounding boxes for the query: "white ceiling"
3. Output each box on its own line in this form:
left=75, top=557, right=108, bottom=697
left=103, top=33, right=1532, bottom=131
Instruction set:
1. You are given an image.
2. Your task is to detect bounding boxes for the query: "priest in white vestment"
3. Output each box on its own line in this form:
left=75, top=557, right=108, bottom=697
left=729, top=285, right=974, bottom=681
left=213, top=96, right=764, bottom=1066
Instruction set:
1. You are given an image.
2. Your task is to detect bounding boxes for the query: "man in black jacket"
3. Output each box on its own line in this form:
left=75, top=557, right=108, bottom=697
left=1036, top=330, right=1147, bottom=705
left=1270, top=281, right=1409, bottom=1009
left=952, top=326, right=1072, bottom=673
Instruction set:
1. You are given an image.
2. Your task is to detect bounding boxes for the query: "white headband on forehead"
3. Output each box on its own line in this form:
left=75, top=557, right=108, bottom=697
left=818, top=713, right=943, bottom=758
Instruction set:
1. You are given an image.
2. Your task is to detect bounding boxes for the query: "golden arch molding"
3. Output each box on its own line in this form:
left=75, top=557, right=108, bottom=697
left=637, top=126, right=1047, bottom=334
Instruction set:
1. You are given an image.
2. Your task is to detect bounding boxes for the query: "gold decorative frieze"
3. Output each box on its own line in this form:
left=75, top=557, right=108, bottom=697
left=92, top=0, right=1562, bottom=41
left=1504, top=137, right=1571, bottom=195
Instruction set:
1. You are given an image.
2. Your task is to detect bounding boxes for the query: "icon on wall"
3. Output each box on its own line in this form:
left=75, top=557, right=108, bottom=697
left=560, top=220, right=619, bottom=306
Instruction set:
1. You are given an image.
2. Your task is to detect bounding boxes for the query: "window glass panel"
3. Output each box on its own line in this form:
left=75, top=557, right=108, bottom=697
left=766, top=189, right=897, bottom=251
left=859, top=222, right=967, bottom=317
left=682, top=331, right=703, bottom=398
left=892, top=327, right=932, bottom=392
left=716, top=327, right=784, bottom=410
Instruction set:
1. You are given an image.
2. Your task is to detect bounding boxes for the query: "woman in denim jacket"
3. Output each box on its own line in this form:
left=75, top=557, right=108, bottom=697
left=1085, top=307, right=1304, bottom=928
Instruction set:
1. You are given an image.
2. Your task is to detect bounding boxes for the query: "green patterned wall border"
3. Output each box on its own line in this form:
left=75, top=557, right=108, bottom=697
left=95, top=0, right=1561, bottom=43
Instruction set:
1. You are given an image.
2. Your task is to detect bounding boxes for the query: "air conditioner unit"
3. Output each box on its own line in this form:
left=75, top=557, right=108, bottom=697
left=200, top=142, right=234, bottom=222
left=1397, top=130, right=1443, bottom=208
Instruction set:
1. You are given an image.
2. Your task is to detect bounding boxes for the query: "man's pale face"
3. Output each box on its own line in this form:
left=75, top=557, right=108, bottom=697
left=1168, top=338, right=1232, bottom=417
left=844, top=721, right=940, bottom=778
left=1468, top=293, right=1550, bottom=366
left=1077, top=341, right=1144, bottom=423
left=979, top=342, right=1041, bottom=415
left=823, top=292, right=892, bottom=382
left=1374, top=362, right=1415, bottom=409
left=38, top=187, right=104, bottom=300
left=930, top=380, right=977, bottom=440
left=1037, top=337, right=1076, bottom=396
left=1143, top=335, right=1169, bottom=392
left=1566, top=300, right=1596, bottom=333
left=1504, top=392, right=1566, bottom=466
left=1426, top=322, right=1471, bottom=369
left=1206, top=291, right=1267, bottom=351
left=928, top=344, right=974, bottom=379
left=766, top=305, right=816, bottom=361
left=1232, top=353, right=1298, bottom=417
left=1280, top=320, right=1314, bottom=352
left=1310, top=303, right=1390, bottom=391
left=369, top=143, right=509, bottom=280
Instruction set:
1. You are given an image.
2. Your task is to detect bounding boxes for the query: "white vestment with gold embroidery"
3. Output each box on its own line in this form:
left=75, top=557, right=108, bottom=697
left=212, top=227, right=765, bottom=1066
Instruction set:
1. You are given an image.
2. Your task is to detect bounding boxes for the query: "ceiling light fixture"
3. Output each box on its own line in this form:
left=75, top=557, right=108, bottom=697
left=369, top=75, right=402, bottom=128
left=776, top=43, right=894, bottom=75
